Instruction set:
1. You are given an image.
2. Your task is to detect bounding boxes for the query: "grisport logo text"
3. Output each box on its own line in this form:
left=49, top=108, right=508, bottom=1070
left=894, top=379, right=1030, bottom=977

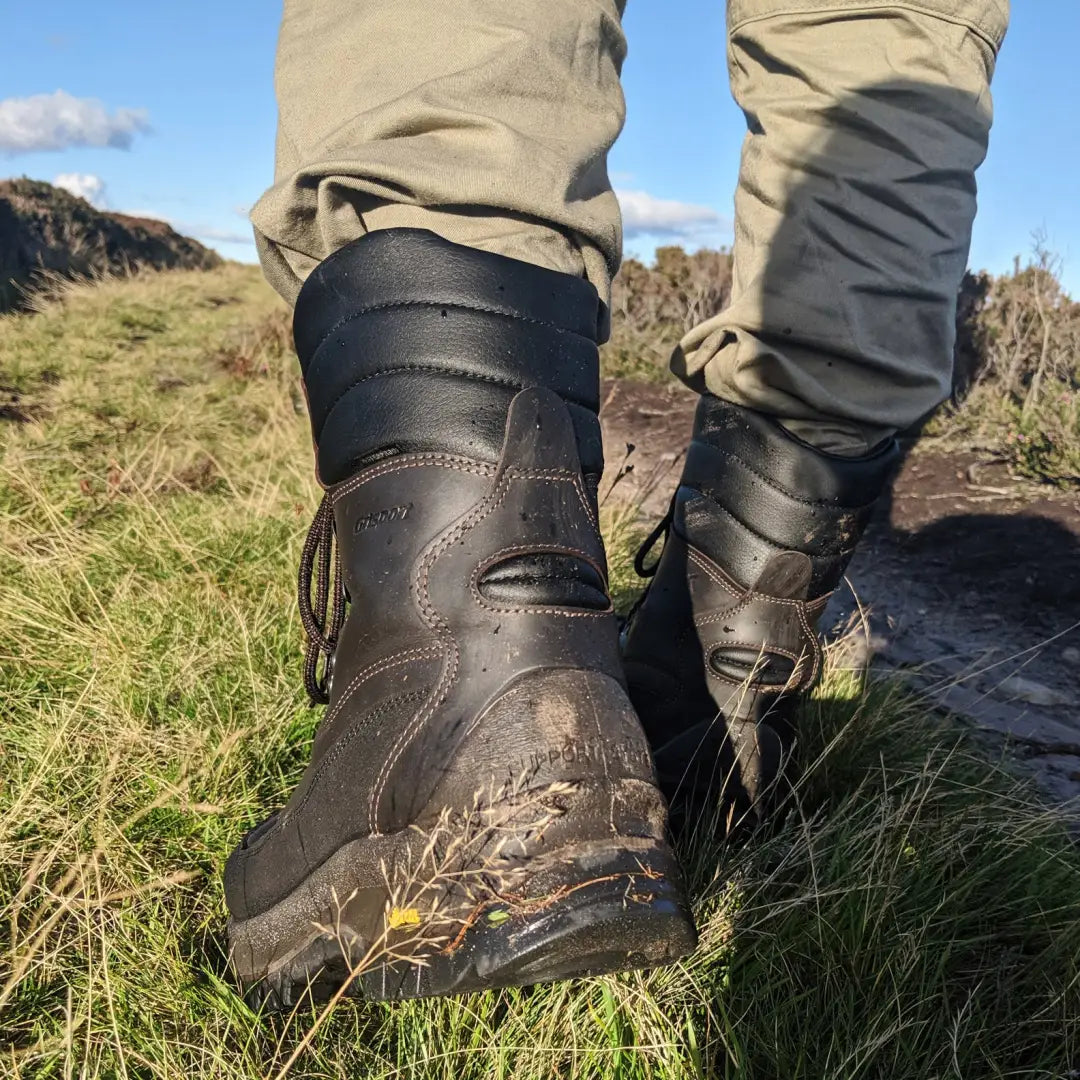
left=353, top=503, right=412, bottom=533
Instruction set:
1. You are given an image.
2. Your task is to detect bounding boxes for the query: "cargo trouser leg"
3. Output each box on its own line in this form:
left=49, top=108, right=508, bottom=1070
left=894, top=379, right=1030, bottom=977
left=251, top=0, right=629, bottom=309
left=674, top=0, right=1009, bottom=454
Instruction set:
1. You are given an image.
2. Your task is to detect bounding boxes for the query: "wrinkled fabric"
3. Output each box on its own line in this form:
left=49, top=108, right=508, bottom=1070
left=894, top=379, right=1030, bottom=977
left=254, top=0, right=1008, bottom=453
left=677, top=0, right=1008, bottom=452
left=252, top=0, right=628, bottom=309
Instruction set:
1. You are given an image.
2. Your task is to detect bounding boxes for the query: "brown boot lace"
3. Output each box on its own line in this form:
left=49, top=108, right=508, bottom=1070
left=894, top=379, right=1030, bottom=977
left=297, top=494, right=347, bottom=705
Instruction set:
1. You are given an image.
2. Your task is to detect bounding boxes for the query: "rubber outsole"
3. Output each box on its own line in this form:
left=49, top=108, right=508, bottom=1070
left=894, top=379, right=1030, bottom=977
left=231, top=837, right=696, bottom=1009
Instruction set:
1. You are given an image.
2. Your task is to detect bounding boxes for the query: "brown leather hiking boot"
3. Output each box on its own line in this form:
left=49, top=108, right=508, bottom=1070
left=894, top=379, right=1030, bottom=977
left=223, top=230, right=696, bottom=1007
left=622, top=395, right=898, bottom=836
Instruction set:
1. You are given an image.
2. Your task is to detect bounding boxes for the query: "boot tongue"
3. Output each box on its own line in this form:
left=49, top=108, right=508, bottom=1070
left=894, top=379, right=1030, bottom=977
left=750, top=551, right=813, bottom=601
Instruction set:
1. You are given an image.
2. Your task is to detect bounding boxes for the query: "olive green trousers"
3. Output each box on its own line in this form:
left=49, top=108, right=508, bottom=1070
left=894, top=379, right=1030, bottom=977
left=252, top=0, right=1009, bottom=455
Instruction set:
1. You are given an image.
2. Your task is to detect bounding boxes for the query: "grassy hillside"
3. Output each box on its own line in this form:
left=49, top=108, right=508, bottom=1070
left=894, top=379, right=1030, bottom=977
left=1, top=266, right=1078, bottom=1079
left=0, top=178, right=221, bottom=315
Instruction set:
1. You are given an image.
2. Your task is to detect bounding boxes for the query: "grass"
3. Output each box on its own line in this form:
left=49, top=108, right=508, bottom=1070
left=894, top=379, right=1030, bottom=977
left=926, top=251, right=1080, bottom=488
left=1, top=265, right=1079, bottom=1079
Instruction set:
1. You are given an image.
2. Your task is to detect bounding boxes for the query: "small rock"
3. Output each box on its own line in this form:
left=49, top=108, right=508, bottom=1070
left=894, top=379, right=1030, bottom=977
left=998, top=675, right=1071, bottom=708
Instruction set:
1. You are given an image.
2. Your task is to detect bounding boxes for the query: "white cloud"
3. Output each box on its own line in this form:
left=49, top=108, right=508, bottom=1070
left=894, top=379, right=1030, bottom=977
left=0, top=90, right=150, bottom=155
left=616, top=188, right=726, bottom=240
left=118, top=209, right=254, bottom=247
left=193, top=224, right=253, bottom=245
left=54, top=172, right=107, bottom=207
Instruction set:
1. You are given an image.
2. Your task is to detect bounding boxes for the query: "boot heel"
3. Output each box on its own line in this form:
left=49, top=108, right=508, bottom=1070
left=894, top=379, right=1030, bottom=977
left=232, top=780, right=696, bottom=1009
left=361, top=841, right=696, bottom=1001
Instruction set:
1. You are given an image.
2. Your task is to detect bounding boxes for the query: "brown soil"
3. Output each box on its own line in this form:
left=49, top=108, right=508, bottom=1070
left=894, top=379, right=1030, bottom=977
left=599, top=377, right=1080, bottom=623
left=600, top=378, right=1080, bottom=807
left=885, top=450, right=1080, bottom=623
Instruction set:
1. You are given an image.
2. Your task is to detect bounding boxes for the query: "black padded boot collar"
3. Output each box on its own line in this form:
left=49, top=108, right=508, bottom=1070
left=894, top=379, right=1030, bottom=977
left=686, top=395, right=898, bottom=509
left=294, top=227, right=610, bottom=359
left=292, top=230, right=608, bottom=484
left=679, top=396, right=900, bottom=596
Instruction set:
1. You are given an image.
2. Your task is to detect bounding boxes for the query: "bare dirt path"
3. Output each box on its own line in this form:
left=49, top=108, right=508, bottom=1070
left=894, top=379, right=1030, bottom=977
left=600, top=378, right=1080, bottom=807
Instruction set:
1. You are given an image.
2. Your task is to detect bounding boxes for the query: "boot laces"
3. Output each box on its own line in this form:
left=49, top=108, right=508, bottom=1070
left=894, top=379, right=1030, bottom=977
left=297, top=494, right=347, bottom=705
left=622, top=498, right=675, bottom=635
left=633, top=498, right=675, bottom=580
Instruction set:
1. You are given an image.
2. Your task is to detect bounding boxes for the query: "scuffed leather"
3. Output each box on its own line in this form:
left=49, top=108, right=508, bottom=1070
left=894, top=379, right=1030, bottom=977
left=225, top=234, right=657, bottom=922
left=225, top=389, right=656, bottom=919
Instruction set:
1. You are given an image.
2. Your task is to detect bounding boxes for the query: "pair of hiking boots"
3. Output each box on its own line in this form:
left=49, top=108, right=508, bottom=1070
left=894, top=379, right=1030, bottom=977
left=223, top=230, right=898, bottom=1007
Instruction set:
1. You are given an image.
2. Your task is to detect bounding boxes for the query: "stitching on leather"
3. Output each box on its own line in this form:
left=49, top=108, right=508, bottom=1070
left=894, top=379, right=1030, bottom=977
left=706, top=639, right=817, bottom=692
left=311, top=299, right=594, bottom=356
left=696, top=599, right=820, bottom=688
left=315, top=364, right=598, bottom=421
left=707, top=672, right=787, bottom=696
left=289, top=689, right=429, bottom=824
left=244, top=688, right=430, bottom=855
left=687, top=547, right=744, bottom=600
left=691, top=498, right=795, bottom=558
left=370, top=470, right=519, bottom=822
left=705, top=643, right=814, bottom=695
left=330, top=454, right=497, bottom=503
left=687, top=548, right=760, bottom=620
left=689, top=547, right=815, bottom=616
left=684, top=472, right=867, bottom=578
left=370, top=464, right=601, bottom=820
left=323, top=645, right=443, bottom=727
left=506, top=467, right=583, bottom=481
left=689, top=543, right=822, bottom=691
left=708, top=640, right=801, bottom=663
left=798, top=605, right=824, bottom=685
left=571, top=471, right=600, bottom=532
left=470, top=543, right=612, bottom=617
left=686, top=543, right=828, bottom=685
left=691, top=440, right=879, bottom=513
left=473, top=604, right=609, bottom=618
left=473, top=542, right=608, bottom=587
left=708, top=673, right=789, bottom=696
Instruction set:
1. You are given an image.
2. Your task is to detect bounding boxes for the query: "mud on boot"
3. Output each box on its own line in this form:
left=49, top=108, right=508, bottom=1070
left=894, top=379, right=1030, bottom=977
left=223, top=230, right=696, bottom=1007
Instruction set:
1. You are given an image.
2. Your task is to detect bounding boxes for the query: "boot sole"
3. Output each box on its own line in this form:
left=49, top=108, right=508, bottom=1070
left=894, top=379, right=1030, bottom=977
left=229, top=786, right=696, bottom=1008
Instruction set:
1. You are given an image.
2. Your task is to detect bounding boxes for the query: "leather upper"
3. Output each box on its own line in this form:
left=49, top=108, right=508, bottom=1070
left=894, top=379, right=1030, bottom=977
left=225, top=389, right=655, bottom=919
left=292, top=228, right=608, bottom=484
left=682, top=397, right=899, bottom=596
left=623, top=395, right=898, bottom=825
left=224, top=232, right=654, bottom=921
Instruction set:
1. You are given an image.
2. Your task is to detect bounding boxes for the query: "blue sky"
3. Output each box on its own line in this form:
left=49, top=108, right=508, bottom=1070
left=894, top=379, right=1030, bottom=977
left=2, top=2, right=1078, bottom=292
